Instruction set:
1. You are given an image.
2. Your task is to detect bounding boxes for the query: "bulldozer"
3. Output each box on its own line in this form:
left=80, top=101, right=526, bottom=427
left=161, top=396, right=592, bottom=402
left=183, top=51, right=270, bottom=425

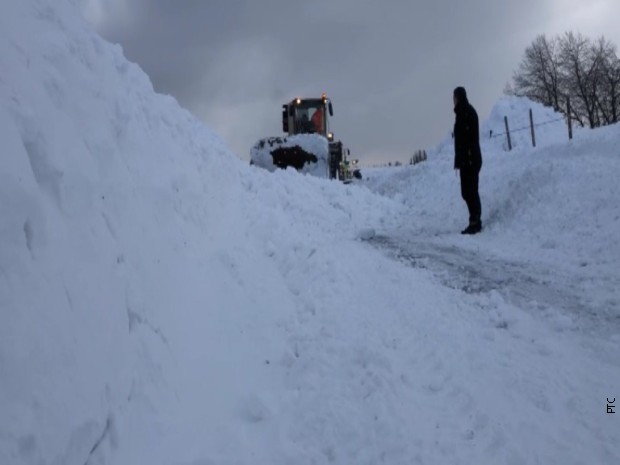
left=251, top=93, right=360, bottom=181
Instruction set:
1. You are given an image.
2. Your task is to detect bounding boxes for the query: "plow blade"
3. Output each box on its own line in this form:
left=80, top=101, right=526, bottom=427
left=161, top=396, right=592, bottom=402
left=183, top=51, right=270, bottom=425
left=250, top=134, right=329, bottom=178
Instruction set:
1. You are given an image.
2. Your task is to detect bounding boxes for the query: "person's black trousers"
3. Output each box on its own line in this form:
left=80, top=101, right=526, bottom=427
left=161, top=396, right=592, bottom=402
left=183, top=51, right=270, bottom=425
left=460, top=165, right=481, bottom=225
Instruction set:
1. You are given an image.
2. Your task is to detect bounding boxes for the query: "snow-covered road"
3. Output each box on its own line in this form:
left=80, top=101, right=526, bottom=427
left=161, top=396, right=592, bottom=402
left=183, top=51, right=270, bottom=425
left=367, top=232, right=620, bottom=341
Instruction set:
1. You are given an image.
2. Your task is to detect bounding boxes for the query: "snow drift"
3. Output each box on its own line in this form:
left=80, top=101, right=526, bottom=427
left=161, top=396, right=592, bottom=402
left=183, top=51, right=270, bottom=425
left=0, top=1, right=399, bottom=463
left=1, top=1, right=619, bottom=464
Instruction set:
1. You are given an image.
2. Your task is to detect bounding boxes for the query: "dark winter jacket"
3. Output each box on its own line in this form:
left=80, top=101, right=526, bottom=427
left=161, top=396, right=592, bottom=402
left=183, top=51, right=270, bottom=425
left=453, top=100, right=482, bottom=170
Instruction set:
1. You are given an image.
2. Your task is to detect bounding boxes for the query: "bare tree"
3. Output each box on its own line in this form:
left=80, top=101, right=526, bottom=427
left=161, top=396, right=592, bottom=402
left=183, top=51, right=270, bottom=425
left=559, top=32, right=603, bottom=127
left=510, top=31, right=620, bottom=129
left=512, top=35, right=563, bottom=112
left=592, top=36, right=620, bottom=124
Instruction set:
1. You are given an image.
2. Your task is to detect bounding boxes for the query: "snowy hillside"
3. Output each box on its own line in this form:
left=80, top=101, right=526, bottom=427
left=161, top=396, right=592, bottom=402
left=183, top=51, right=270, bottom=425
left=1, top=1, right=619, bottom=465
left=481, top=95, right=582, bottom=152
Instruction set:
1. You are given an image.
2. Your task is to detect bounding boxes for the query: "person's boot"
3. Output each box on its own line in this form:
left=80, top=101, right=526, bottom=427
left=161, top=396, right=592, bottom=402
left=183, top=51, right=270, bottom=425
left=461, top=221, right=482, bottom=235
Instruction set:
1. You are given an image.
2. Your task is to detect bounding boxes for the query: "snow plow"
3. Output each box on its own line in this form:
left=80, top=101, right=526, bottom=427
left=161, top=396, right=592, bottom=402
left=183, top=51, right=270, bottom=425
left=250, top=93, right=360, bottom=182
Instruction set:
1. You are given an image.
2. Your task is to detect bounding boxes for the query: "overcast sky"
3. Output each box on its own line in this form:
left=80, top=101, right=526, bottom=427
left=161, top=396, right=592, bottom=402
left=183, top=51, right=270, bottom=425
left=82, top=0, right=620, bottom=164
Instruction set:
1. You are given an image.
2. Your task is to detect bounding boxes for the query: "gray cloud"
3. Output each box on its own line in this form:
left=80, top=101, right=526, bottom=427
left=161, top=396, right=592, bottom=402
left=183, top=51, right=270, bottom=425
left=89, top=0, right=620, bottom=164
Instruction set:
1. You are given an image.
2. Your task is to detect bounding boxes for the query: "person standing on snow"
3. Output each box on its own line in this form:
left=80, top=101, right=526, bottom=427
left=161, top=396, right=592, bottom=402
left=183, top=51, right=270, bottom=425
left=453, top=86, right=482, bottom=234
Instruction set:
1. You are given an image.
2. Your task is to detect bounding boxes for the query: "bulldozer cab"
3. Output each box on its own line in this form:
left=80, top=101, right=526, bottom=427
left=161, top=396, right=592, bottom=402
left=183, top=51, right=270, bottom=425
left=282, top=94, right=334, bottom=139
left=252, top=92, right=359, bottom=181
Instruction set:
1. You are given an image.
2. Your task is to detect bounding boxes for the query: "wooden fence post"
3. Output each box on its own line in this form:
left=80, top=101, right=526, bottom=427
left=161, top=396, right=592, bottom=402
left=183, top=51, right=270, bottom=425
left=567, top=97, right=573, bottom=140
left=504, top=116, right=512, bottom=151
left=529, top=108, right=536, bottom=147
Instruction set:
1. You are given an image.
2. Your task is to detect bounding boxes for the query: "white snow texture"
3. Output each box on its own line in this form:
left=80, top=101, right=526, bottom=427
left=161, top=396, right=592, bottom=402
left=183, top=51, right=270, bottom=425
left=1, top=1, right=619, bottom=464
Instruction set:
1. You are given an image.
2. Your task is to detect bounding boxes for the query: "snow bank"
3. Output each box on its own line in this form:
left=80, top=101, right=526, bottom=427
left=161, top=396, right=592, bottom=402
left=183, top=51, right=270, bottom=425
left=0, top=1, right=400, bottom=463
left=480, top=95, right=581, bottom=152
